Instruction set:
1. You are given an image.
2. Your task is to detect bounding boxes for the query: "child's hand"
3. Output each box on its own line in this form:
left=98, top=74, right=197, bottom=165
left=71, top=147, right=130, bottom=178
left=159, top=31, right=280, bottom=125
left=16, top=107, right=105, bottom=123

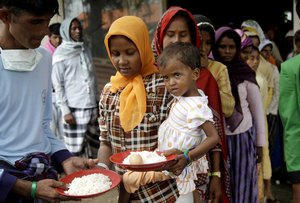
left=165, top=154, right=188, bottom=176
left=165, top=153, right=188, bottom=176
left=160, top=148, right=182, bottom=172
left=161, top=148, right=181, bottom=156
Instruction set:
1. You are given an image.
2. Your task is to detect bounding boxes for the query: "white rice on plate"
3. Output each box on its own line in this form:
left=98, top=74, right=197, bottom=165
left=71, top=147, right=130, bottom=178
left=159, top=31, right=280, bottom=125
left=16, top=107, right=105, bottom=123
left=65, top=173, right=112, bottom=195
left=123, top=151, right=167, bottom=164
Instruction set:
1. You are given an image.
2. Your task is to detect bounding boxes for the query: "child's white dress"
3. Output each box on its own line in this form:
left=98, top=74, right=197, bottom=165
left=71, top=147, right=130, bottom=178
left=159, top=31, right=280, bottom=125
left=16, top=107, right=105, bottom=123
left=158, top=90, right=214, bottom=195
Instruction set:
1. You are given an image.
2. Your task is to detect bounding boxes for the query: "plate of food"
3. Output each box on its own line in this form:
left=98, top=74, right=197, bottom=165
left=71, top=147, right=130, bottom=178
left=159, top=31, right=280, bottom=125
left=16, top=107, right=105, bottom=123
left=109, top=150, right=176, bottom=171
left=56, top=168, right=121, bottom=198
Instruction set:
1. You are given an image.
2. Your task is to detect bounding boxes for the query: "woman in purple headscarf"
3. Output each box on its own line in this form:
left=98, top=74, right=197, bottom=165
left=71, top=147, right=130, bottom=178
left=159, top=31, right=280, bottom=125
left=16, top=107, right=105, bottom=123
left=212, top=26, right=266, bottom=203
left=235, top=28, right=255, bottom=62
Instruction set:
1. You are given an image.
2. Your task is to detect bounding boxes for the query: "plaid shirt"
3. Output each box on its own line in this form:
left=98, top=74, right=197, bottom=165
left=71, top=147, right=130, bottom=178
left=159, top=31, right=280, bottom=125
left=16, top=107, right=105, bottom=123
left=99, top=73, right=179, bottom=202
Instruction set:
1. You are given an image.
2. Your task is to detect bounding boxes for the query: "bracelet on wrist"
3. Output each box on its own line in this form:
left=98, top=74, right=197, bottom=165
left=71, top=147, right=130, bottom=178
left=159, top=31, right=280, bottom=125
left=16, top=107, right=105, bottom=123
left=187, top=151, right=192, bottom=161
left=208, top=171, right=221, bottom=178
left=31, top=181, right=37, bottom=199
left=97, top=162, right=109, bottom=170
left=183, top=149, right=191, bottom=166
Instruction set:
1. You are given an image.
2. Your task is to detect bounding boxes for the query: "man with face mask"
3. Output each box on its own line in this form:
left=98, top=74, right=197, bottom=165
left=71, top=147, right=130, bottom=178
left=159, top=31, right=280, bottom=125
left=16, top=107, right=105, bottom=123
left=52, top=17, right=99, bottom=158
left=0, top=1, right=98, bottom=202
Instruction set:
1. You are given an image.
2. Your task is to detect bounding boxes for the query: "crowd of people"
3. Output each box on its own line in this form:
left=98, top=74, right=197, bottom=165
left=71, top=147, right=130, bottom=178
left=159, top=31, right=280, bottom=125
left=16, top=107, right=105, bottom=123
left=1, top=0, right=300, bottom=203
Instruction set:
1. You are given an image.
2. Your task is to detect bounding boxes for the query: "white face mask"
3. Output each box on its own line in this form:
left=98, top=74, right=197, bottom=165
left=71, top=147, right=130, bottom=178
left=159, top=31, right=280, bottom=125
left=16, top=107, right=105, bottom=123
left=1, top=48, right=42, bottom=72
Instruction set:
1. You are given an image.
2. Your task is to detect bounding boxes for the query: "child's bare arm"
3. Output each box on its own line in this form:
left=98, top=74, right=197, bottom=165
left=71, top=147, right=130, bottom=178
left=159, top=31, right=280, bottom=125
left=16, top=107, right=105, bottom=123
left=162, top=121, right=219, bottom=176
left=188, top=121, right=220, bottom=162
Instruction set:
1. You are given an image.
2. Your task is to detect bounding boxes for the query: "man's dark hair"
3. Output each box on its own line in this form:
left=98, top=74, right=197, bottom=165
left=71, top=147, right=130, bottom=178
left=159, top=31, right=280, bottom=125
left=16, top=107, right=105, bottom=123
left=158, top=42, right=200, bottom=70
left=0, top=0, right=59, bottom=16
left=49, top=23, right=61, bottom=36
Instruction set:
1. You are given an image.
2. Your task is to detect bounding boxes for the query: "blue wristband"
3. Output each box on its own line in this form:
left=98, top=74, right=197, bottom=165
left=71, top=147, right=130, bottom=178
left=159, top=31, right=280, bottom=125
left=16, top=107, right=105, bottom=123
left=183, top=150, right=190, bottom=164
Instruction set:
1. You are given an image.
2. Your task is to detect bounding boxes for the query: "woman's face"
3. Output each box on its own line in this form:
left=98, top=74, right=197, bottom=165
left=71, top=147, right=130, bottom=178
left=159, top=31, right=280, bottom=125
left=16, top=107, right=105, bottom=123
left=247, top=49, right=260, bottom=71
left=250, top=36, right=260, bottom=47
left=109, top=35, right=142, bottom=78
left=200, top=30, right=213, bottom=56
left=260, top=44, right=272, bottom=61
left=162, top=15, right=192, bottom=49
left=240, top=46, right=253, bottom=62
left=217, top=36, right=237, bottom=63
left=199, top=30, right=212, bottom=67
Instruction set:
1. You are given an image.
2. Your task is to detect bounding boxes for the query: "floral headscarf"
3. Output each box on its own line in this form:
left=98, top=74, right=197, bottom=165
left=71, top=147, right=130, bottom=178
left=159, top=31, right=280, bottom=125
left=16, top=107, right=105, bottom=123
left=241, top=19, right=266, bottom=44
left=104, top=16, right=158, bottom=132
left=235, top=28, right=254, bottom=50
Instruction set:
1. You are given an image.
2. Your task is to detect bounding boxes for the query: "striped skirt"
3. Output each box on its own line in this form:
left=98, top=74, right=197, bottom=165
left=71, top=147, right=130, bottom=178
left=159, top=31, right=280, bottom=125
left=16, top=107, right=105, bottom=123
left=226, top=126, right=258, bottom=203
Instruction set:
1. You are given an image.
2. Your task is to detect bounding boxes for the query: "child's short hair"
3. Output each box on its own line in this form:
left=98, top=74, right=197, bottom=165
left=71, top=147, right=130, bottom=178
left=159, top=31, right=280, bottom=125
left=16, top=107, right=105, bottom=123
left=49, top=23, right=61, bottom=36
left=0, top=0, right=59, bottom=16
left=158, top=42, right=200, bottom=70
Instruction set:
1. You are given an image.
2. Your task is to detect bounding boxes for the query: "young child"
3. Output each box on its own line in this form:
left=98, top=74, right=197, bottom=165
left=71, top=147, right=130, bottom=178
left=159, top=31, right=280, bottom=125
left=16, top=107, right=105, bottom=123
left=43, top=22, right=64, bottom=141
left=43, top=22, right=62, bottom=55
left=122, top=42, right=220, bottom=202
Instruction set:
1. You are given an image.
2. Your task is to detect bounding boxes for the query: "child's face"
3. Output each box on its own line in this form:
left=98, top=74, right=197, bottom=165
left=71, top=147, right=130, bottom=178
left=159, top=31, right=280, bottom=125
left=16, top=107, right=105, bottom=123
left=246, top=49, right=260, bottom=71
left=159, top=58, right=200, bottom=97
left=109, top=35, right=142, bottom=78
left=49, top=34, right=62, bottom=48
left=217, top=36, right=237, bottom=63
left=163, top=15, right=192, bottom=49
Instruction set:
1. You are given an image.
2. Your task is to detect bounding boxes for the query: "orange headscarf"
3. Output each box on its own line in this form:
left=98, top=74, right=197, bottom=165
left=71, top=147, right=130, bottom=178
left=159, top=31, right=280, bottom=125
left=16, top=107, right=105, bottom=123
left=104, top=16, right=158, bottom=132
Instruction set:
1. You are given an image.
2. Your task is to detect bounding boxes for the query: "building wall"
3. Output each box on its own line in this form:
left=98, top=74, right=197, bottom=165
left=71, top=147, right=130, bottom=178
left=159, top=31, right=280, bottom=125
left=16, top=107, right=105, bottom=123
left=62, top=0, right=166, bottom=92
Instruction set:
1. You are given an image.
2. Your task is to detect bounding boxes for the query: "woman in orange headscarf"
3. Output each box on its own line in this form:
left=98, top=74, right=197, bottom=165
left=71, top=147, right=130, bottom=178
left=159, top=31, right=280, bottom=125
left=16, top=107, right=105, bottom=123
left=97, top=16, right=179, bottom=202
